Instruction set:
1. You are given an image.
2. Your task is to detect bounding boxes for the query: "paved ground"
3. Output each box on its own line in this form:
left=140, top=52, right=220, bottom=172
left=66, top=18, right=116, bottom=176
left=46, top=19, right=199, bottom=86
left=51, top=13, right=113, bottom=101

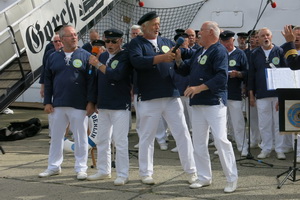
left=0, top=106, right=300, bottom=200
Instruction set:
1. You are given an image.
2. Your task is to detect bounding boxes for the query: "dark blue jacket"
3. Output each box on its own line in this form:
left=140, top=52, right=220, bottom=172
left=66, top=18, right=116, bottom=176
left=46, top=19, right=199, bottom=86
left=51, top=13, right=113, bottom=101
left=128, top=35, right=179, bottom=101
left=248, top=45, right=287, bottom=99
left=82, top=42, right=92, bottom=53
left=44, top=48, right=97, bottom=110
left=227, top=48, right=248, bottom=100
left=175, top=42, right=228, bottom=106
left=96, top=50, right=132, bottom=110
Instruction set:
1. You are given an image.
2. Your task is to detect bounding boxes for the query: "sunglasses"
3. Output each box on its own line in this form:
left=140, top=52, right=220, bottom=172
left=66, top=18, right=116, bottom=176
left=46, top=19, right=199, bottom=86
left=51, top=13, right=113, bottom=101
left=104, top=39, right=119, bottom=44
left=53, top=40, right=61, bottom=43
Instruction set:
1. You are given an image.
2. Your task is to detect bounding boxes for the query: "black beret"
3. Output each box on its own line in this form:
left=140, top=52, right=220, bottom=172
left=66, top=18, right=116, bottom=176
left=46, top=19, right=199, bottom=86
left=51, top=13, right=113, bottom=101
left=104, top=28, right=123, bottom=38
left=219, top=30, right=235, bottom=40
left=91, top=40, right=105, bottom=46
left=248, top=30, right=258, bottom=36
left=237, top=32, right=248, bottom=38
left=54, top=25, right=63, bottom=33
left=138, top=11, right=158, bottom=25
left=174, top=33, right=188, bottom=42
left=175, top=29, right=185, bottom=34
left=195, top=30, right=199, bottom=35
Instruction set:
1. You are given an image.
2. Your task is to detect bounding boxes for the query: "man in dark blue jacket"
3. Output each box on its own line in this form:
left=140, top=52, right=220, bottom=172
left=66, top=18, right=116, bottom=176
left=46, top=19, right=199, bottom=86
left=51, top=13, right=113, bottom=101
left=87, top=28, right=132, bottom=186
left=39, top=25, right=96, bottom=180
left=128, top=11, right=197, bottom=185
left=220, top=30, right=248, bottom=157
left=248, top=28, right=288, bottom=160
left=175, top=21, right=238, bottom=193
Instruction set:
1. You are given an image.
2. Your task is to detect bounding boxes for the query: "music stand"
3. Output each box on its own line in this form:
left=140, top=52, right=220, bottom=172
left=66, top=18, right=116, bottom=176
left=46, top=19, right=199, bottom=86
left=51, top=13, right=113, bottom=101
left=276, top=88, right=300, bottom=189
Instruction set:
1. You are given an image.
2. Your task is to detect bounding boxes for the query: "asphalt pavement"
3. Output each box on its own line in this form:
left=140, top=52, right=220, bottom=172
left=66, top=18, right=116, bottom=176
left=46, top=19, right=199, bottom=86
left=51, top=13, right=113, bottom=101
left=0, top=106, right=300, bottom=200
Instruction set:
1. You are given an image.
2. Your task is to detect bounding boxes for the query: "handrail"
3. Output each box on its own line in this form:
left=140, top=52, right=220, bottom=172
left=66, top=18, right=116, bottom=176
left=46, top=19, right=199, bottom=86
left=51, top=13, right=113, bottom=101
left=0, top=0, right=50, bottom=72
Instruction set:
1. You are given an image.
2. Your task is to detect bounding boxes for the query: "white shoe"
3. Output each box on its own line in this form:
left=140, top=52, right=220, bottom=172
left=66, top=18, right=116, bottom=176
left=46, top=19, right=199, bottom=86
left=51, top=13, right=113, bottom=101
left=1, top=108, right=14, bottom=114
left=257, top=151, right=270, bottom=159
left=297, top=156, right=300, bottom=163
left=114, top=176, right=129, bottom=186
left=241, top=148, right=248, bottom=157
left=224, top=180, right=238, bottom=193
left=276, top=152, right=286, bottom=160
left=159, top=143, right=168, bottom=151
left=87, top=172, right=111, bottom=181
left=189, top=179, right=211, bottom=189
left=141, top=176, right=155, bottom=185
left=134, top=143, right=139, bottom=149
left=39, top=169, right=61, bottom=178
left=187, top=172, right=198, bottom=184
left=171, top=147, right=178, bottom=153
left=214, top=150, right=218, bottom=155
left=77, top=172, right=87, bottom=180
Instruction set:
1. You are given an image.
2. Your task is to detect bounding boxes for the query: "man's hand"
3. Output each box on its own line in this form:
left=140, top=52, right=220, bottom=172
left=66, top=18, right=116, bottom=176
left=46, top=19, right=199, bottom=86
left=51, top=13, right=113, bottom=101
left=44, top=104, right=54, bottom=114
left=184, top=84, right=208, bottom=98
left=281, top=25, right=295, bottom=43
left=86, top=102, right=96, bottom=116
left=89, top=55, right=100, bottom=67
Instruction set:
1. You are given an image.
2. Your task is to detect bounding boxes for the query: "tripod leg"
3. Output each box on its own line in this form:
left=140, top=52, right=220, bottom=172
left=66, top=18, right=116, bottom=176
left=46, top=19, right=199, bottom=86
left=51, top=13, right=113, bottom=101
left=0, top=145, right=5, bottom=154
left=277, top=168, right=294, bottom=189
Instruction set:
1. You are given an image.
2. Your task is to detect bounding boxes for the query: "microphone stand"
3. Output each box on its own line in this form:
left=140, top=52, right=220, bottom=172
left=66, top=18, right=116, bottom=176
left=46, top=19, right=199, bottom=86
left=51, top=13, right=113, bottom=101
left=236, top=0, right=274, bottom=167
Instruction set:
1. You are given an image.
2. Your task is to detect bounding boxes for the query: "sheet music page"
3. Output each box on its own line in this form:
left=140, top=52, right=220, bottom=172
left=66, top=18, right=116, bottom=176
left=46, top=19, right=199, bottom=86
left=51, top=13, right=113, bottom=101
left=266, top=68, right=298, bottom=90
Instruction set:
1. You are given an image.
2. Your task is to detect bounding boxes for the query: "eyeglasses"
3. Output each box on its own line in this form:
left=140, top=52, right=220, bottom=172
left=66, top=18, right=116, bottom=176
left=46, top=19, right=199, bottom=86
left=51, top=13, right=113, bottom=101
left=104, top=39, right=119, bottom=44
left=53, top=40, right=61, bottom=43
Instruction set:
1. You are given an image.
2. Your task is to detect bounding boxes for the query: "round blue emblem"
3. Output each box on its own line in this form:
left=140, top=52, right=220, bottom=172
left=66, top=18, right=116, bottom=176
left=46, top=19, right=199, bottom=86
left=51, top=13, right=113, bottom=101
left=287, top=103, right=300, bottom=128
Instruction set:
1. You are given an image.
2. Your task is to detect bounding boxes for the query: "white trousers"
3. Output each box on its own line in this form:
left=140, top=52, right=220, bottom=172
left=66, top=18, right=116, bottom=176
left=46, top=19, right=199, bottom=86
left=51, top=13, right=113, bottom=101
left=48, top=107, right=88, bottom=172
left=227, top=100, right=247, bottom=152
left=138, top=97, right=196, bottom=176
left=96, top=109, right=130, bottom=178
left=256, top=97, right=284, bottom=153
left=192, top=104, right=238, bottom=183
left=134, top=94, right=168, bottom=144
left=245, top=98, right=261, bottom=146
left=180, top=96, right=193, bottom=131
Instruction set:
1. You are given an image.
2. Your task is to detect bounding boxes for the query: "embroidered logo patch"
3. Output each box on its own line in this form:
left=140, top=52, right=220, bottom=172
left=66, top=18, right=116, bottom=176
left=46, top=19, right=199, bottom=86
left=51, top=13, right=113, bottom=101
left=229, top=60, right=236, bottom=67
left=162, top=45, right=170, bottom=53
left=272, top=57, right=280, bottom=65
left=73, top=59, right=82, bottom=68
left=111, top=60, right=119, bottom=69
left=199, top=55, right=207, bottom=65
left=288, top=103, right=300, bottom=128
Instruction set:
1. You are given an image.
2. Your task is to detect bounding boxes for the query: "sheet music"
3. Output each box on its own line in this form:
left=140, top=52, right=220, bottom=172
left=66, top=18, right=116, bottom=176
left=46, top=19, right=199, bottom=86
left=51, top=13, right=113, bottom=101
left=266, top=68, right=300, bottom=90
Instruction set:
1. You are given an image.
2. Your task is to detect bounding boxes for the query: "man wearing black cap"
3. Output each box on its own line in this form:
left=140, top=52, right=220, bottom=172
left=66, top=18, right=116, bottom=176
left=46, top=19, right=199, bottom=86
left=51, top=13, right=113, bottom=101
left=244, top=29, right=261, bottom=149
left=219, top=30, right=248, bottom=157
left=82, top=29, right=101, bottom=53
left=175, top=21, right=238, bottom=193
left=128, top=11, right=197, bottom=185
left=87, top=28, right=132, bottom=186
left=236, top=32, right=248, bottom=50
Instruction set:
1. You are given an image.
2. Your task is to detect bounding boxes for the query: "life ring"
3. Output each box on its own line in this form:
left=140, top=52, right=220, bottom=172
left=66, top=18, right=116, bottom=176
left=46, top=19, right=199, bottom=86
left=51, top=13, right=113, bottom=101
left=63, top=112, right=98, bottom=152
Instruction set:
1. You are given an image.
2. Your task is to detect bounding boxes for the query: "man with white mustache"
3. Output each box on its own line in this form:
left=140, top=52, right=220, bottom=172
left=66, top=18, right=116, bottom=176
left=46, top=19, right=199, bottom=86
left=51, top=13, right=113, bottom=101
left=248, top=28, right=287, bottom=160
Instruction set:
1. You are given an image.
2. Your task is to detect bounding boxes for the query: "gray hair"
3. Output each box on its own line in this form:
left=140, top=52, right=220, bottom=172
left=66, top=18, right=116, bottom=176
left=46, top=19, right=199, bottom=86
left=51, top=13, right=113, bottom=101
left=205, top=21, right=220, bottom=38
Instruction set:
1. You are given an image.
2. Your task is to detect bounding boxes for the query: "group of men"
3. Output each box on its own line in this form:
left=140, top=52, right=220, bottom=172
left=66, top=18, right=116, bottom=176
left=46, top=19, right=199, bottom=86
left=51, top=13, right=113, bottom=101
left=37, top=10, right=300, bottom=194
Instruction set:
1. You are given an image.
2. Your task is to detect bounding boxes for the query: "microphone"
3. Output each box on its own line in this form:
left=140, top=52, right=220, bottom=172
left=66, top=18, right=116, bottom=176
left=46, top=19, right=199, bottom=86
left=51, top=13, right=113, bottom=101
left=172, top=37, right=185, bottom=53
left=89, top=46, right=100, bottom=74
left=269, top=0, right=277, bottom=8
